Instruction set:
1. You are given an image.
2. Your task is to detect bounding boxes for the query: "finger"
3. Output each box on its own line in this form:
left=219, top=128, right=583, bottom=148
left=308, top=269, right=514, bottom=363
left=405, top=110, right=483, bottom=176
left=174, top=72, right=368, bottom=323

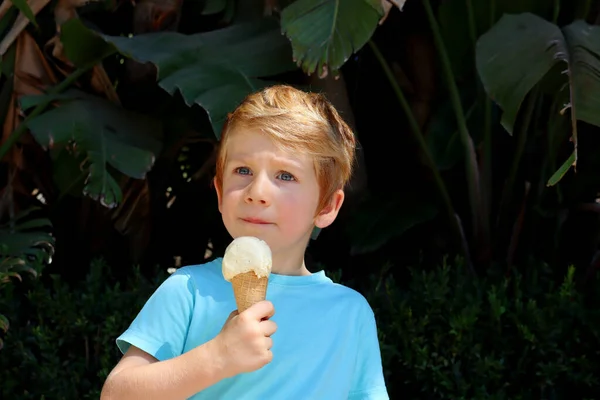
left=245, top=300, right=275, bottom=321
left=260, top=320, right=277, bottom=337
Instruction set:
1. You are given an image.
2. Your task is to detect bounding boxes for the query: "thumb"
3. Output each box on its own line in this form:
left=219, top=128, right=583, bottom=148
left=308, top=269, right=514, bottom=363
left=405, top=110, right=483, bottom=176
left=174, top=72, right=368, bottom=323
left=220, top=310, right=239, bottom=333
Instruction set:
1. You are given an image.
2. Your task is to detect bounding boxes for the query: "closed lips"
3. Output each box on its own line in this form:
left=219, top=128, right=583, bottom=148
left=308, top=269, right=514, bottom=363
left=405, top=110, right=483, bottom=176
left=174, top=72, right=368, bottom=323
left=242, top=218, right=272, bottom=224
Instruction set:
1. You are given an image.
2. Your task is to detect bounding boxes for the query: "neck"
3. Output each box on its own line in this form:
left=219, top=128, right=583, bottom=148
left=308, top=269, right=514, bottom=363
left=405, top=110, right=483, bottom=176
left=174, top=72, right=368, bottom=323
left=270, top=249, right=311, bottom=276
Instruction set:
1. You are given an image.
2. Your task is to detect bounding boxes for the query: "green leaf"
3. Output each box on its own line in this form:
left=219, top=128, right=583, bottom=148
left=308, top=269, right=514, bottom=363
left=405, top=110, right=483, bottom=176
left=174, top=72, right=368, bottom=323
left=3, top=262, right=37, bottom=278
left=11, top=217, right=53, bottom=231
left=0, top=206, right=43, bottom=223
left=0, top=25, right=17, bottom=77
left=202, top=0, right=227, bottom=15
left=476, top=14, right=600, bottom=183
left=0, top=314, right=8, bottom=332
left=98, top=18, right=296, bottom=137
left=0, top=257, right=25, bottom=271
left=438, top=0, right=553, bottom=80
left=281, top=0, right=382, bottom=76
left=477, top=14, right=600, bottom=133
left=547, top=151, right=575, bottom=187
left=562, top=21, right=600, bottom=129
left=20, top=92, right=79, bottom=111
left=60, top=18, right=117, bottom=68
left=0, top=231, right=54, bottom=255
left=8, top=0, right=38, bottom=28
left=427, top=91, right=481, bottom=170
left=347, top=192, right=439, bottom=255
left=0, top=7, right=19, bottom=68
left=476, top=13, right=562, bottom=135
left=81, top=130, right=124, bottom=207
left=22, top=90, right=162, bottom=208
left=50, top=147, right=87, bottom=198
left=0, top=208, right=54, bottom=277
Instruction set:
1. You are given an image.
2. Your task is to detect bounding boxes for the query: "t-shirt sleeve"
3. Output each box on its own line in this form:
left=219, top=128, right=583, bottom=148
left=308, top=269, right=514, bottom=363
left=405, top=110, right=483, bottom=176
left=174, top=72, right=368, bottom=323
left=348, top=304, right=389, bottom=400
left=116, top=268, right=195, bottom=361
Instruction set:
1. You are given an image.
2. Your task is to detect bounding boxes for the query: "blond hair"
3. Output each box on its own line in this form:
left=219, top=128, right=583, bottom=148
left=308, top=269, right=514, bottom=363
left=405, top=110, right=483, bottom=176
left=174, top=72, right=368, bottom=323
left=215, top=85, right=356, bottom=213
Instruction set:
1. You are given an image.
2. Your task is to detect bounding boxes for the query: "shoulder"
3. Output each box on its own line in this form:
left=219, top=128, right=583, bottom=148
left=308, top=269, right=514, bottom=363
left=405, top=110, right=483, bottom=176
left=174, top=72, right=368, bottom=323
left=151, top=258, right=226, bottom=299
left=171, top=258, right=225, bottom=285
left=321, top=280, right=375, bottom=318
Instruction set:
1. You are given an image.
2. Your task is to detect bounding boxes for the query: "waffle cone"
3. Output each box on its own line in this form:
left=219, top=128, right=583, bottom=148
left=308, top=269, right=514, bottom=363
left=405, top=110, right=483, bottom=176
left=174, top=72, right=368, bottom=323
left=231, top=271, right=269, bottom=313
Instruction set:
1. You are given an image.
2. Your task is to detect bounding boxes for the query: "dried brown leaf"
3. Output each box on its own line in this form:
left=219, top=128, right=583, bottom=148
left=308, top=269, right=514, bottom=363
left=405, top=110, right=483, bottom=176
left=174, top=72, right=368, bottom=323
left=2, top=31, right=58, bottom=152
left=0, top=0, right=12, bottom=19
left=0, top=0, right=52, bottom=55
left=379, top=0, right=406, bottom=25
left=1, top=32, right=58, bottom=209
left=49, top=0, right=120, bottom=103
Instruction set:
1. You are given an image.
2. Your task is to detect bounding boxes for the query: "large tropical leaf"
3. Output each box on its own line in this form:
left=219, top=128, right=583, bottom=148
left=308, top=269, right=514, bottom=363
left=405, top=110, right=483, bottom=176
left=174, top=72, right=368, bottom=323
left=476, top=13, right=600, bottom=180
left=21, top=90, right=162, bottom=208
left=346, top=192, right=439, bottom=255
left=0, top=207, right=53, bottom=350
left=438, top=0, right=553, bottom=80
left=280, top=0, right=383, bottom=77
left=78, top=17, right=297, bottom=137
left=0, top=207, right=54, bottom=277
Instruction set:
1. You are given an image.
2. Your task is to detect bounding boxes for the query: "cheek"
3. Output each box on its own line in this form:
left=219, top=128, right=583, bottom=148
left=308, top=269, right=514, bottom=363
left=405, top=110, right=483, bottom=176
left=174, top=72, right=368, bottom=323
left=220, top=187, right=240, bottom=213
left=223, top=183, right=243, bottom=199
left=278, top=192, right=317, bottom=223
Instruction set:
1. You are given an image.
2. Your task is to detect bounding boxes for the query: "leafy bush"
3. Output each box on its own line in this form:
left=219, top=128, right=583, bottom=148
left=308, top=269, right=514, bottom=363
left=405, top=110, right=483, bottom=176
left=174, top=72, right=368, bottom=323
left=2, top=256, right=600, bottom=399
left=367, top=258, right=600, bottom=399
left=0, top=207, right=54, bottom=350
left=0, top=259, right=168, bottom=399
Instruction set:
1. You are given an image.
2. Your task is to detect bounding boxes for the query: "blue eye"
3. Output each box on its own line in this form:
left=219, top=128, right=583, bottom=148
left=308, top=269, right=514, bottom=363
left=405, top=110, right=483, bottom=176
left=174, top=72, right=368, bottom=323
left=235, top=167, right=251, bottom=175
left=278, top=171, right=296, bottom=181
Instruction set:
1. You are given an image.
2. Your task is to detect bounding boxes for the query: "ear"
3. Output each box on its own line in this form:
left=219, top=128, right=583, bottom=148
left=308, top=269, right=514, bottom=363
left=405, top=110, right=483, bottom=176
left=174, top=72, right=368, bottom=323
left=314, top=189, right=345, bottom=229
left=214, top=177, right=223, bottom=214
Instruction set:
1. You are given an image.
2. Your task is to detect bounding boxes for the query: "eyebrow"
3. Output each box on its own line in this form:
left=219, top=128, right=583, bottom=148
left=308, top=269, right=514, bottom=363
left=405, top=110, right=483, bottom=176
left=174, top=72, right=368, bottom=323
left=227, top=153, right=306, bottom=171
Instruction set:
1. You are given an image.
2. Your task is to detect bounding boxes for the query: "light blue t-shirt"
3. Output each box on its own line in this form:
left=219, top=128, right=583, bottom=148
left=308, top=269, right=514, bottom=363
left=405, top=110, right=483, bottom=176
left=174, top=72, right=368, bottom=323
left=116, top=258, right=388, bottom=400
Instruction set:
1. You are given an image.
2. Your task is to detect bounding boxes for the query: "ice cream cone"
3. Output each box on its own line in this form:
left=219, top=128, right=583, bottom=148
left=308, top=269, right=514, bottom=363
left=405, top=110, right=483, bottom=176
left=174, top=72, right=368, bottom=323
left=222, top=236, right=272, bottom=313
left=231, top=270, right=269, bottom=313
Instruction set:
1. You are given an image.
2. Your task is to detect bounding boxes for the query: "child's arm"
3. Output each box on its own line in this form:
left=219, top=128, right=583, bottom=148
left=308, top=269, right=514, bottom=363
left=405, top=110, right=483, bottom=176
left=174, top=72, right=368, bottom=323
left=100, top=341, right=223, bottom=399
left=100, top=301, right=277, bottom=400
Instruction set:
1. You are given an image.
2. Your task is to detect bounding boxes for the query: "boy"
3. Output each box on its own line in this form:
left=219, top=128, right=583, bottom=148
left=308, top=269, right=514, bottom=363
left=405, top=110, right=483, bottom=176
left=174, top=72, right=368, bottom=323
left=100, top=85, right=388, bottom=399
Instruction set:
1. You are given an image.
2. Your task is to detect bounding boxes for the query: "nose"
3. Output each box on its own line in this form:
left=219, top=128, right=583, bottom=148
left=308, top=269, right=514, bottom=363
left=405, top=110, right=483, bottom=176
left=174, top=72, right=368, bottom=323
left=245, top=173, right=271, bottom=206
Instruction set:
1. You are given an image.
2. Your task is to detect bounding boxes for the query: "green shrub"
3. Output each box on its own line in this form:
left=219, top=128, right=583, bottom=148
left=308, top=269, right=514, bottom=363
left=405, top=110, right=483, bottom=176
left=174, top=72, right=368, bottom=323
left=0, top=259, right=168, bottom=399
left=366, top=258, right=600, bottom=400
left=2, top=256, right=600, bottom=399
left=0, top=208, right=55, bottom=350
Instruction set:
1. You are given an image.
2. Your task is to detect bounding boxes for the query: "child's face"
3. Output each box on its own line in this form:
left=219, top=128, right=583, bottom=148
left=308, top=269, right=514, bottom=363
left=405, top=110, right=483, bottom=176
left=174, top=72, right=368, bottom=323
left=215, top=128, right=340, bottom=260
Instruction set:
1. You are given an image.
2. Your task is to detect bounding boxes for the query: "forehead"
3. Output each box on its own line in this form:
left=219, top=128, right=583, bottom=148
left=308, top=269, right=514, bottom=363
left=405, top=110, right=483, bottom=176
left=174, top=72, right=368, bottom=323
left=224, top=127, right=314, bottom=167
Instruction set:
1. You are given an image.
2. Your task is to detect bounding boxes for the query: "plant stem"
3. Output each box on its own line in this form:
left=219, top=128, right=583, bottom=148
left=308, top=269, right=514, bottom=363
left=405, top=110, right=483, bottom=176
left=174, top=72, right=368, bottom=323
left=465, top=0, right=477, bottom=46
left=423, top=0, right=483, bottom=244
left=497, top=87, right=538, bottom=230
left=582, top=0, right=591, bottom=21
left=479, top=0, right=496, bottom=262
left=367, top=39, right=469, bottom=260
left=465, top=0, right=493, bottom=262
left=0, top=66, right=90, bottom=161
left=483, top=0, right=496, bottom=218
